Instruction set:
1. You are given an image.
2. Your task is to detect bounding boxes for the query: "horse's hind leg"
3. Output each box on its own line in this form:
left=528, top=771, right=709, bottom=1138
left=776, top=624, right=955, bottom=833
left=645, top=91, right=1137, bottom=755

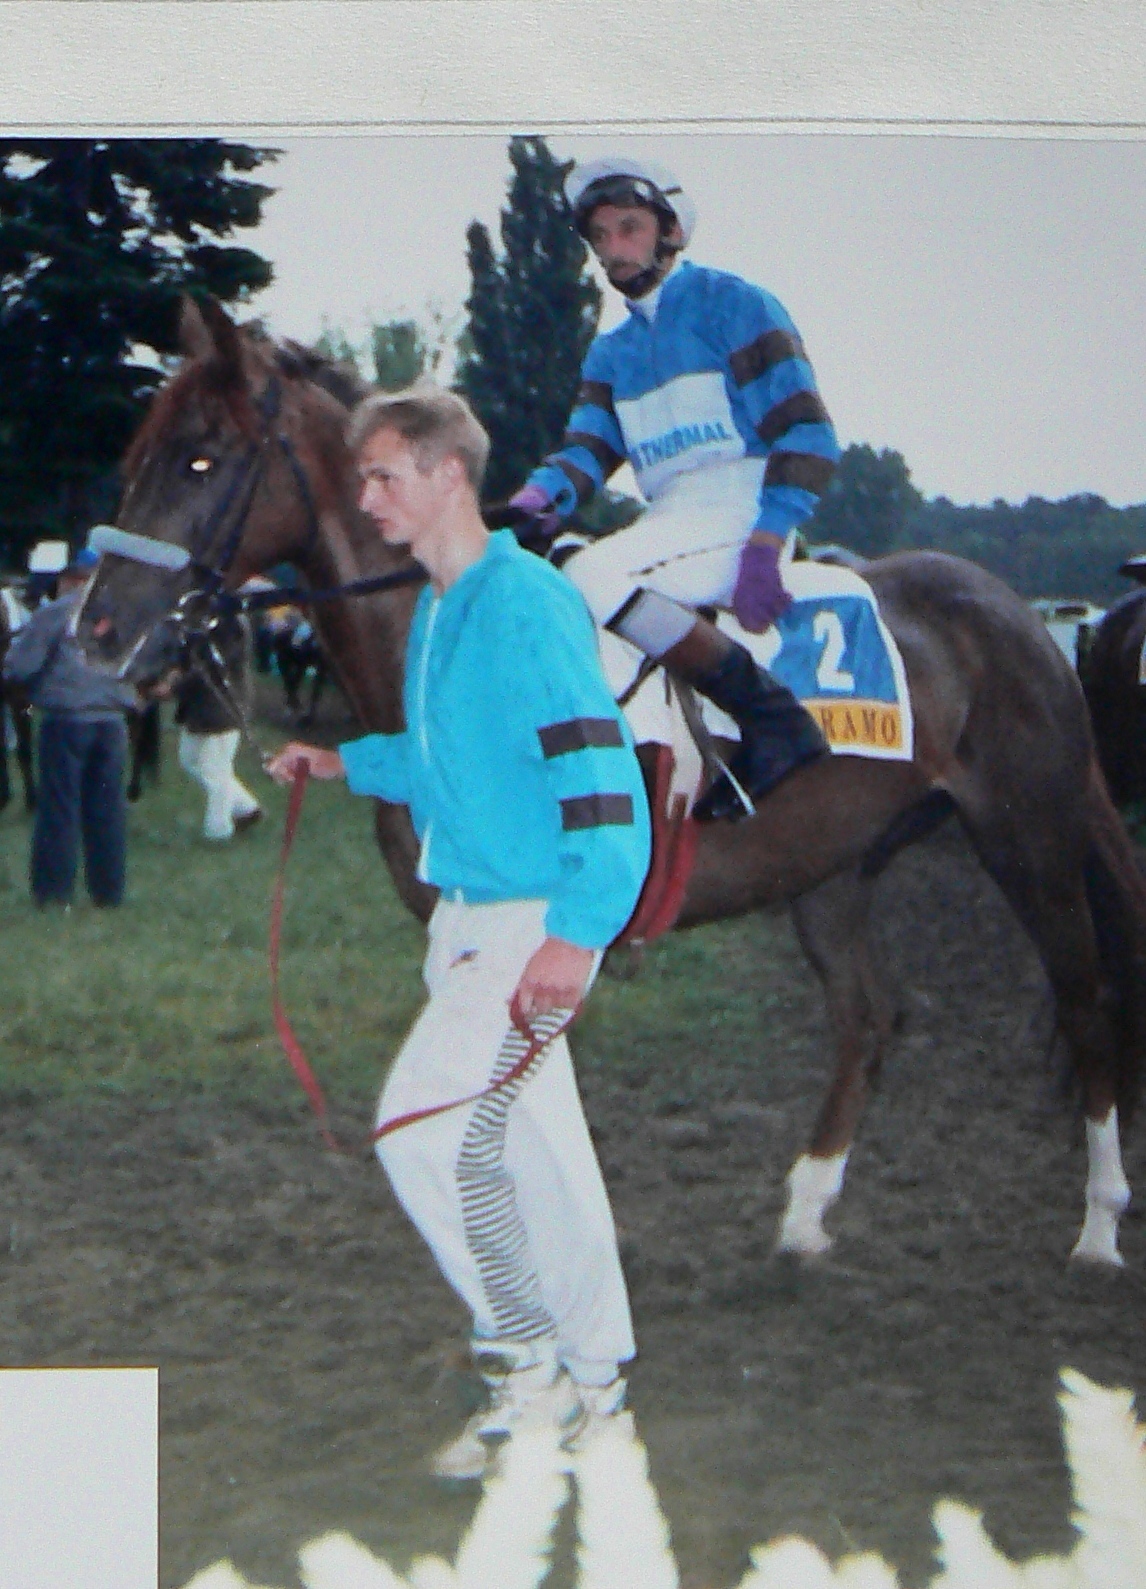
left=778, top=868, right=893, bottom=1255
left=955, top=784, right=1134, bottom=1265
left=0, top=712, right=11, bottom=811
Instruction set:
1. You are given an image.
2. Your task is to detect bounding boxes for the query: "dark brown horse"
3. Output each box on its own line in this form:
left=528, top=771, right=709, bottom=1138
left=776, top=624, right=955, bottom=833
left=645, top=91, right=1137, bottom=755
left=77, top=299, right=1146, bottom=1268
left=1082, top=579, right=1146, bottom=809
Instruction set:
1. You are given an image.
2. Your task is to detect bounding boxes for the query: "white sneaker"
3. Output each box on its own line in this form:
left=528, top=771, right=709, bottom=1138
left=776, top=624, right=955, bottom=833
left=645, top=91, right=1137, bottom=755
left=430, top=1358, right=580, bottom=1482
left=562, top=1375, right=628, bottom=1452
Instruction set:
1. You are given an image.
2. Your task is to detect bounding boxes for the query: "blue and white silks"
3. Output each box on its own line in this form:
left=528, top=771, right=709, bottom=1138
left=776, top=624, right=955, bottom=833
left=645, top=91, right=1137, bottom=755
left=527, top=259, right=840, bottom=548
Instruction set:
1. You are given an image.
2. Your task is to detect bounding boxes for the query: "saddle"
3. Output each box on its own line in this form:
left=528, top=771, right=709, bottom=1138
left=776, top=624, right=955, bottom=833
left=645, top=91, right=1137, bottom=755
left=593, top=539, right=915, bottom=948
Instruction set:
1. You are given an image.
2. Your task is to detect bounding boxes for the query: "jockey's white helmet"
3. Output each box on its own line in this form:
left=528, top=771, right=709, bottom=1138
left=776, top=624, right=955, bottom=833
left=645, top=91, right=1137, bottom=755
left=565, top=157, right=697, bottom=247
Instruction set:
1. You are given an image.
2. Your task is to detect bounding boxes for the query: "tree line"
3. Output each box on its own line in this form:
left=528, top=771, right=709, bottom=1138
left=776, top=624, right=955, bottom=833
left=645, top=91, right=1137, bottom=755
left=2, top=135, right=1143, bottom=603
left=807, top=445, right=1146, bottom=604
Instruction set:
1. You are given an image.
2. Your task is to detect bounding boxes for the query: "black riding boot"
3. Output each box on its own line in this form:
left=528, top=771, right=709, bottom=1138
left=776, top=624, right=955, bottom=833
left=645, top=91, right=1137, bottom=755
left=609, top=590, right=829, bottom=823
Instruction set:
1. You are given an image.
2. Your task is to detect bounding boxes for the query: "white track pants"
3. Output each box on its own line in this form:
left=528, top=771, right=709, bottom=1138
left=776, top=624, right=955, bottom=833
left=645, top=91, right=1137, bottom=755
left=177, top=728, right=261, bottom=840
left=375, top=896, right=635, bottom=1385
left=567, top=456, right=767, bottom=626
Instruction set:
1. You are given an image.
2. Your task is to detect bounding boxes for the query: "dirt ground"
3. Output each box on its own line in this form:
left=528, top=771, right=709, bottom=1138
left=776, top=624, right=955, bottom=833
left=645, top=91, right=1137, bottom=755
left=1, top=819, right=1144, bottom=1589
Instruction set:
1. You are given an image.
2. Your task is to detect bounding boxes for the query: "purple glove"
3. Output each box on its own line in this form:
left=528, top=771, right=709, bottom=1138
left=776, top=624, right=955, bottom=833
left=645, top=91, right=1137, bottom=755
left=732, top=537, right=792, bottom=633
left=507, top=484, right=561, bottom=549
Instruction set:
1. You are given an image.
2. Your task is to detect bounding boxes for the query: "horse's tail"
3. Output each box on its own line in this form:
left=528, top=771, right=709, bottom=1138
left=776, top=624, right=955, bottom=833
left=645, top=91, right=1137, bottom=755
left=1083, top=760, right=1146, bottom=1125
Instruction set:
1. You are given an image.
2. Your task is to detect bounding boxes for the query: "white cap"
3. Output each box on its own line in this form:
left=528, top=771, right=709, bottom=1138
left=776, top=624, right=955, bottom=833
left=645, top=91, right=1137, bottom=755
left=565, top=156, right=697, bottom=247
left=27, top=540, right=69, bottom=574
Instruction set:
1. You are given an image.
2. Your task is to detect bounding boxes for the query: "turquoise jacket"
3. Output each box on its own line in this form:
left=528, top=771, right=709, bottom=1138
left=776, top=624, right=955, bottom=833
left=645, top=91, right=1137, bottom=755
left=339, top=531, right=651, bottom=950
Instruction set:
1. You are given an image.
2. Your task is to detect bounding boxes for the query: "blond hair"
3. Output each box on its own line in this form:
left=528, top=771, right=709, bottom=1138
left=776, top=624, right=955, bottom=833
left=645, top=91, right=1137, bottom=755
left=348, top=382, right=490, bottom=493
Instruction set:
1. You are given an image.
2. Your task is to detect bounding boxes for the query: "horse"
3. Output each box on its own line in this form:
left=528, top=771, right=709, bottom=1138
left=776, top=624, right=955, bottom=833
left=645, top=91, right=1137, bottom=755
left=272, top=610, right=332, bottom=727
left=1080, top=578, right=1146, bottom=810
left=126, top=698, right=163, bottom=802
left=0, top=589, right=37, bottom=813
left=75, top=298, right=1146, bottom=1269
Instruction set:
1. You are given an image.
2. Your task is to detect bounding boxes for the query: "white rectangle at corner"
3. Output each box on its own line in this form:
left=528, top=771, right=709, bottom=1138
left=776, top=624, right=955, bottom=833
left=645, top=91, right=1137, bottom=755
left=0, top=0, right=1144, bottom=135
left=0, top=1369, right=158, bottom=1589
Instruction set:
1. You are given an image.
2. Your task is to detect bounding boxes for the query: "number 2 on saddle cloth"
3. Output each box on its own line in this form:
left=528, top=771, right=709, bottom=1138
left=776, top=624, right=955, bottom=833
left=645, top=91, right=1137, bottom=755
left=608, top=557, right=916, bottom=947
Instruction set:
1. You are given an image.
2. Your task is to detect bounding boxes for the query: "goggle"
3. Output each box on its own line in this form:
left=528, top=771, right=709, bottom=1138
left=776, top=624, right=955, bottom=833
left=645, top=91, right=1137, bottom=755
left=572, top=175, right=680, bottom=234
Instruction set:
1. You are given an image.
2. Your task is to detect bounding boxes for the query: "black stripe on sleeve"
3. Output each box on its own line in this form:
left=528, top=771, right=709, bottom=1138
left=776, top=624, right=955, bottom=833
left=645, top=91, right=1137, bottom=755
left=755, top=391, right=832, bottom=447
left=729, top=329, right=807, bottom=387
left=539, top=717, right=625, bottom=758
left=560, top=793, right=635, bottom=831
left=764, top=450, right=837, bottom=497
left=577, top=379, right=616, bottom=412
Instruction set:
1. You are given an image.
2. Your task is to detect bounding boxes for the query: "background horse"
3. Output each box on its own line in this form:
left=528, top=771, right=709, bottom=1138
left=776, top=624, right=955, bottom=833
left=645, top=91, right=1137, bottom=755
left=271, top=609, right=331, bottom=727
left=0, top=590, right=37, bottom=813
left=77, top=298, right=1146, bottom=1269
left=1081, top=581, right=1146, bottom=810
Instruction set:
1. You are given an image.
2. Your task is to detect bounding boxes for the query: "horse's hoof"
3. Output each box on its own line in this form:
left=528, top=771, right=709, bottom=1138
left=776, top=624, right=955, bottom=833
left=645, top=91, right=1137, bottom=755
left=1068, top=1242, right=1126, bottom=1270
left=774, top=1226, right=834, bottom=1260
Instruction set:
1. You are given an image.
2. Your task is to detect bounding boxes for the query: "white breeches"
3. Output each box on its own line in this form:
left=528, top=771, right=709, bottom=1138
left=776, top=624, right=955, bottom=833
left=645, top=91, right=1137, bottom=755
left=177, top=728, right=260, bottom=840
left=566, top=457, right=767, bottom=626
left=375, top=896, right=634, bottom=1384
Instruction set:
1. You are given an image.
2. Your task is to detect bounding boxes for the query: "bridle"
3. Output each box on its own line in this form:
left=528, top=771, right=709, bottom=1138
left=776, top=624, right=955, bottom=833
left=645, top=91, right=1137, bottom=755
left=181, top=372, right=322, bottom=600
left=88, top=369, right=427, bottom=759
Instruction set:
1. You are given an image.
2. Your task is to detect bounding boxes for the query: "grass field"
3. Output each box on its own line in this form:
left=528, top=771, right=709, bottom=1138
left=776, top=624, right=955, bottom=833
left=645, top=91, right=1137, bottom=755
left=6, top=697, right=1146, bottom=1589
left=0, top=702, right=812, bottom=1121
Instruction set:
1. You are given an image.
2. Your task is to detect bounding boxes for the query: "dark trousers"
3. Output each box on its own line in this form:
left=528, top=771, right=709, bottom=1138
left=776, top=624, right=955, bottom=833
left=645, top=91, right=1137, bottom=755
left=31, top=715, right=127, bottom=906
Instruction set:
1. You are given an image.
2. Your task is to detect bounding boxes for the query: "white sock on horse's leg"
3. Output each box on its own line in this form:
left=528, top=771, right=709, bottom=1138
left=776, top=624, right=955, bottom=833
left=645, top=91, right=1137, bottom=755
left=775, top=1150, right=850, bottom=1256
left=228, top=775, right=260, bottom=819
left=1070, top=1106, right=1131, bottom=1267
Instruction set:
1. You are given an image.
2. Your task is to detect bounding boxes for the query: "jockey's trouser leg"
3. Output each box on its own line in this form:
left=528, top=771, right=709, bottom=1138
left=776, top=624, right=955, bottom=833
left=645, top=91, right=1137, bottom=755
left=375, top=897, right=634, bottom=1385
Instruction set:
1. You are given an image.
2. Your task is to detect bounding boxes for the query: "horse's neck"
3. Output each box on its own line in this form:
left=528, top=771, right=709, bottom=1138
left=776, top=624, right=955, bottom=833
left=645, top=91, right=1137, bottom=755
left=297, top=488, right=413, bottom=736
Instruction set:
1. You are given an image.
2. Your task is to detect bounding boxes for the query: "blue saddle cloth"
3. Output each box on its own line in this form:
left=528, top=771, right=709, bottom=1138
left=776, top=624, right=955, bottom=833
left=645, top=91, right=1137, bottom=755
left=721, top=553, right=914, bottom=761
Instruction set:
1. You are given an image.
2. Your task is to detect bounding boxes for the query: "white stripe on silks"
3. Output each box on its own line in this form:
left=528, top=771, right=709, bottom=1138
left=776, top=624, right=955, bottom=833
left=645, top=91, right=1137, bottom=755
left=456, top=1011, right=569, bottom=1343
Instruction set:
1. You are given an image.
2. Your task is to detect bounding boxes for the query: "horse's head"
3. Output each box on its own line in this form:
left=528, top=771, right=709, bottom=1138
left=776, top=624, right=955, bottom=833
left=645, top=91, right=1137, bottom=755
left=77, top=297, right=344, bottom=680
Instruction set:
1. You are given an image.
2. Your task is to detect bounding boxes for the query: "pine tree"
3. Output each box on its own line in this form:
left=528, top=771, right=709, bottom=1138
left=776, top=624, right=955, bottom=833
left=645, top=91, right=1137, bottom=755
left=0, top=138, right=277, bottom=561
left=456, top=136, right=601, bottom=503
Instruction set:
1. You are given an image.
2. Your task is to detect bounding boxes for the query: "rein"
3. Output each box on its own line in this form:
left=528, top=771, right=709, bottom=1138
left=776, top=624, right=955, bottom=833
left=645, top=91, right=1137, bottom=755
left=270, top=765, right=576, bottom=1156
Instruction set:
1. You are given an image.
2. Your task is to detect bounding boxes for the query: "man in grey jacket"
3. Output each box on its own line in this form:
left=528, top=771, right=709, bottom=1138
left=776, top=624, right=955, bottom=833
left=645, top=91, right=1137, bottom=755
left=4, top=547, right=137, bottom=906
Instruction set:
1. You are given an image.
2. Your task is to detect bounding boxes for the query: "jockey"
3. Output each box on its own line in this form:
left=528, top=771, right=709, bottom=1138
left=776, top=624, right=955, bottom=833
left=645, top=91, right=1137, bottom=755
left=507, top=155, right=841, bottom=822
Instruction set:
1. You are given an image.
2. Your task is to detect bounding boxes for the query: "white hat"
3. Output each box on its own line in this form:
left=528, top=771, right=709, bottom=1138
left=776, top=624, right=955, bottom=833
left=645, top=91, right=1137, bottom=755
left=27, top=540, right=69, bottom=574
left=565, top=157, right=697, bottom=247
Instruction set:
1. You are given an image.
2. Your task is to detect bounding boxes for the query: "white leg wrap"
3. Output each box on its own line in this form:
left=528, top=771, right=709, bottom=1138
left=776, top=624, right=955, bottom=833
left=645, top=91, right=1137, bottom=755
left=775, top=1150, right=850, bottom=1256
left=1070, top=1107, right=1131, bottom=1267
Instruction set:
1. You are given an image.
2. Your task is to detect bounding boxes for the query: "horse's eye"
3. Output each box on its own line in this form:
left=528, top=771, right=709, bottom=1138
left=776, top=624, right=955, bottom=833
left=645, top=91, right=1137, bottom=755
left=189, top=457, right=213, bottom=476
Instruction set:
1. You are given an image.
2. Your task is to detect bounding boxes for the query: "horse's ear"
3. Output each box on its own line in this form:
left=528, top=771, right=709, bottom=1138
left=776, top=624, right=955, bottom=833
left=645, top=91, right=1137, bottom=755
left=178, top=297, right=214, bottom=358
left=178, top=295, right=245, bottom=387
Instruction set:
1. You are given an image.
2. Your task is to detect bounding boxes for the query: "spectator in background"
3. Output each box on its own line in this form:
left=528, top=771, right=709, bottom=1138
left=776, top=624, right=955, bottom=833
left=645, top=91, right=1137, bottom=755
left=174, top=611, right=263, bottom=841
left=3, top=547, right=136, bottom=907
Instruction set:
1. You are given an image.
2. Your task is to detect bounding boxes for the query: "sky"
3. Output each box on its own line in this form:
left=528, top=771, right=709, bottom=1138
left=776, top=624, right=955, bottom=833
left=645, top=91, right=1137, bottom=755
left=245, top=132, right=1146, bottom=510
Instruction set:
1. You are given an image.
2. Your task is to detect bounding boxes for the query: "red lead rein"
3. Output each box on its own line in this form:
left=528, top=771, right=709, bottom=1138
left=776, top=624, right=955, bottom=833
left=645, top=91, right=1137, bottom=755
left=269, top=762, right=575, bottom=1155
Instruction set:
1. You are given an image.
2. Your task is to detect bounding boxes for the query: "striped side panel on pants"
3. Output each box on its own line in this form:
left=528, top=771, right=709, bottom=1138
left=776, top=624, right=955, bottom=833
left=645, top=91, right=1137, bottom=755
left=455, top=1010, right=570, bottom=1342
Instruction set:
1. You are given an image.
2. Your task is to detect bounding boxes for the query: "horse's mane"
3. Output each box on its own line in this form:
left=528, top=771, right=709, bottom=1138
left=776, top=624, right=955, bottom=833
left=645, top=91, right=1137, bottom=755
left=273, top=340, right=371, bottom=410
left=123, top=324, right=372, bottom=479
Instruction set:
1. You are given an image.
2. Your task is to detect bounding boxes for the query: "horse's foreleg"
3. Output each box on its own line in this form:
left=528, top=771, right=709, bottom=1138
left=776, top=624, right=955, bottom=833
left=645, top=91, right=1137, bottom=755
left=779, top=870, right=890, bottom=1255
left=16, top=708, right=35, bottom=810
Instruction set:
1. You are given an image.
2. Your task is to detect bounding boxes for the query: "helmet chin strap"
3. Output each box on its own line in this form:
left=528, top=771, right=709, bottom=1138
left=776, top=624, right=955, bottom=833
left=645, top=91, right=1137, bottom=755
left=607, top=237, right=682, bottom=301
